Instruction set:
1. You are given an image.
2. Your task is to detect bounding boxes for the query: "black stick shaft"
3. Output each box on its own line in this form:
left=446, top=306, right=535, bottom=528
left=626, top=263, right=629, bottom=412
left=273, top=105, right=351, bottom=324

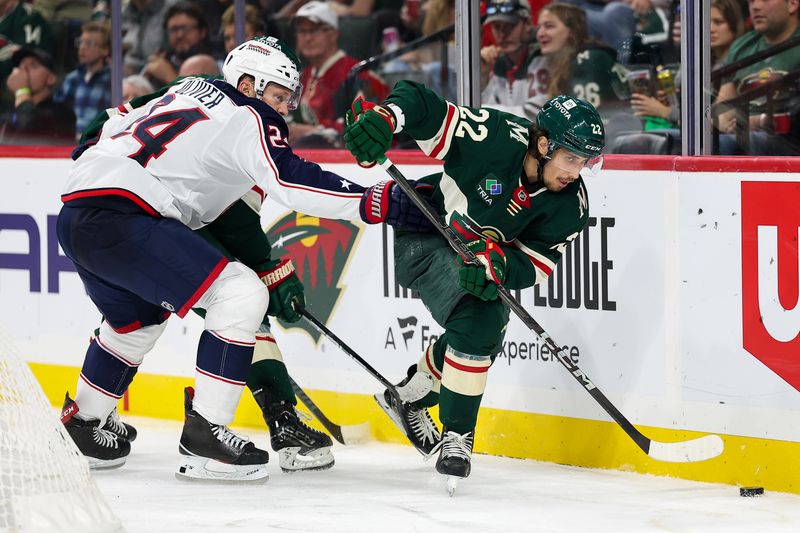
left=288, top=375, right=345, bottom=444
left=381, top=159, right=651, bottom=454
left=297, top=305, right=398, bottom=393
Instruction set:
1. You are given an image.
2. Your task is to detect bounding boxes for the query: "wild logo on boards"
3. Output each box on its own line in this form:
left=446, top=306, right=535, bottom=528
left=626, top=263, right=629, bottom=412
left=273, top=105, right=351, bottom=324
left=265, top=212, right=362, bottom=342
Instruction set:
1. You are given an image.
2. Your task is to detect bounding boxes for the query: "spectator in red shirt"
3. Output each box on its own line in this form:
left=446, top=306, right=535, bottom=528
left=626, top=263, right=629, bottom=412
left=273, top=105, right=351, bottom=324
left=290, top=1, right=388, bottom=148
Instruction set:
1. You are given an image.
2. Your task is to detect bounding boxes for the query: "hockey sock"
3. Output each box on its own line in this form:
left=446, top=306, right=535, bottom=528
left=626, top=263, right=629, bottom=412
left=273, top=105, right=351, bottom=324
left=246, top=326, right=295, bottom=405
left=438, top=346, right=491, bottom=434
left=414, top=337, right=447, bottom=408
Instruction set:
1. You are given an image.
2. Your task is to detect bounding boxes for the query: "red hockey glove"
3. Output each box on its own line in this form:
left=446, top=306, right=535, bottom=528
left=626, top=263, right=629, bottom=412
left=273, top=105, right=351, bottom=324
left=458, top=240, right=507, bottom=301
left=359, top=179, right=435, bottom=232
left=258, top=258, right=304, bottom=323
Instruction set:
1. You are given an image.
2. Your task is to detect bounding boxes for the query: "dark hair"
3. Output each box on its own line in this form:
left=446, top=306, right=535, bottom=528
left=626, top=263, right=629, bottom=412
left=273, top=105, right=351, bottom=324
left=164, top=2, right=209, bottom=32
left=527, top=124, right=548, bottom=161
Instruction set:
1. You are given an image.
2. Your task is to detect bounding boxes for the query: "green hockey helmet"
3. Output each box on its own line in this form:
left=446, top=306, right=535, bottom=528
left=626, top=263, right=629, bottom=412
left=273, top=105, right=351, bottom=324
left=536, top=95, right=605, bottom=160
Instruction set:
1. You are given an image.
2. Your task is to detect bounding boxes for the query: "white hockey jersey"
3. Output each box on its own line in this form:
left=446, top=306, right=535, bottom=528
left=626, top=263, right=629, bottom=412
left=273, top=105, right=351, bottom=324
left=63, top=77, right=364, bottom=229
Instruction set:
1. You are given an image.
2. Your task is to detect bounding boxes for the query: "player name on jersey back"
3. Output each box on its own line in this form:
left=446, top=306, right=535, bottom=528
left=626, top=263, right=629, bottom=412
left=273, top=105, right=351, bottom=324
left=173, top=77, right=225, bottom=110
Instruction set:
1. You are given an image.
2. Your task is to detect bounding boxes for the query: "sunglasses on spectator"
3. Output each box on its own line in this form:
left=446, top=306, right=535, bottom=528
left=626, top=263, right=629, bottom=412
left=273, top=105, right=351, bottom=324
left=167, top=24, right=199, bottom=35
left=485, top=3, right=523, bottom=16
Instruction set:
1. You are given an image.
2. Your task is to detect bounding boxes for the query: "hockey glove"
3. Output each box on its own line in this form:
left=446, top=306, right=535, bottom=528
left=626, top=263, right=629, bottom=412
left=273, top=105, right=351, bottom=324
left=258, top=258, right=304, bottom=323
left=458, top=240, right=507, bottom=301
left=344, top=97, right=395, bottom=167
left=359, top=179, right=435, bottom=232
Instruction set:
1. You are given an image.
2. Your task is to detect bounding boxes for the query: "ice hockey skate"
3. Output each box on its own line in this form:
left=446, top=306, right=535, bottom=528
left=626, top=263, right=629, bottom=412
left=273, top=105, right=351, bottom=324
left=103, top=406, right=137, bottom=442
left=176, top=387, right=269, bottom=484
left=61, top=392, right=131, bottom=470
left=253, top=388, right=334, bottom=473
left=374, top=367, right=440, bottom=456
left=433, top=428, right=474, bottom=496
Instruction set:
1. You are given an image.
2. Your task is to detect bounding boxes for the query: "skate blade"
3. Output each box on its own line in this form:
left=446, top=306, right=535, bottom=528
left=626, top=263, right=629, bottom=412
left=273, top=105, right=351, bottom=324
left=87, top=456, right=127, bottom=470
left=278, top=446, right=335, bottom=473
left=373, top=393, right=429, bottom=457
left=175, top=455, right=269, bottom=484
left=446, top=476, right=460, bottom=497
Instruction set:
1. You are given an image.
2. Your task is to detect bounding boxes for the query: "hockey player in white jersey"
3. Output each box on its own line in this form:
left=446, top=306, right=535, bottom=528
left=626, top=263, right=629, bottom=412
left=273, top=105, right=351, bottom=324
left=58, top=37, right=428, bottom=481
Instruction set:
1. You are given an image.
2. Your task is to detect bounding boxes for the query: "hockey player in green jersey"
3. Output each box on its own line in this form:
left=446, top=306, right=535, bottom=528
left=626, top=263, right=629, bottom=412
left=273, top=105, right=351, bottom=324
left=343, top=81, right=604, bottom=484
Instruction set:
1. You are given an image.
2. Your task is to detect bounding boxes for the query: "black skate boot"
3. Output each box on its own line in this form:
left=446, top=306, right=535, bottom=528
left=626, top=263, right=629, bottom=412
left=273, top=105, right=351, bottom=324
left=434, top=428, right=474, bottom=496
left=253, top=387, right=334, bottom=473
left=176, top=387, right=269, bottom=483
left=103, top=406, right=137, bottom=442
left=61, top=392, right=130, bottom=470
left=374, top=366, right=440, bottom=456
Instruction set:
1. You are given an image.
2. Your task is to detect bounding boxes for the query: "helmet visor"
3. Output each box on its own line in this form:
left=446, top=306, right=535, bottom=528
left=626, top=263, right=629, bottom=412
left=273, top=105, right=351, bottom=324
left=550, top=149, right=604, bottom=179
left=288, top=81, right=302, bottom=111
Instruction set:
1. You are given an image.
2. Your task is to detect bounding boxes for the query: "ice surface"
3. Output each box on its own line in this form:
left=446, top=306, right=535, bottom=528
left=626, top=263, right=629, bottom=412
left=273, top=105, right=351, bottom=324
left=92, top=417, right=800, bottom=532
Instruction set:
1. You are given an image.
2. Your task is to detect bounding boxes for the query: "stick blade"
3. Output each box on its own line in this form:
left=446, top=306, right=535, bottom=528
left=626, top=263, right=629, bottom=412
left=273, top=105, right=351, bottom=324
left=338, top=422, right=372, bottom=445
left=648, top=434, right=724, bottom=463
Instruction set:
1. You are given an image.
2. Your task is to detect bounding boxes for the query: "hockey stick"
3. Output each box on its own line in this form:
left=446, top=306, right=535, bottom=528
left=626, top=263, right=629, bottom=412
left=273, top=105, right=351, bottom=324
left=293, top=303, right=434, bottom=445
left=378, top=157, right=724, bottom=463
left=288, top=375, right=371, bottom=445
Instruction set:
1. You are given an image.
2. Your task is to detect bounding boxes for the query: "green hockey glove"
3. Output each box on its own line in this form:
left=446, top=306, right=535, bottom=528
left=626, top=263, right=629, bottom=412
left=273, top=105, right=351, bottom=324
left=258, top=258, right=304, bottom=323
left=343, top=96, right=395, bottom=167
left=458, top=240, right=507, bottom=301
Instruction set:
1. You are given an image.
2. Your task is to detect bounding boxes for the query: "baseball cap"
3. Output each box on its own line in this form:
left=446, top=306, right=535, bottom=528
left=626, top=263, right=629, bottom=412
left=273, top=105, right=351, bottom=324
left=294, top=1, right=338, bottom=30
left=12, top=47, right=55, bottom=71
left=484, top=0, right=531, bottom=25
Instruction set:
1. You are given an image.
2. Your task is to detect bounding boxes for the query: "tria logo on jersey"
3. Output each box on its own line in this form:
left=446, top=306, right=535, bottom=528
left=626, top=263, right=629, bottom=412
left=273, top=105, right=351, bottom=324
left=476, top=175, right=503, bottom=205
left=264, top=212, right=362, bottom=343
left=740, top=181, right=800, bottom=392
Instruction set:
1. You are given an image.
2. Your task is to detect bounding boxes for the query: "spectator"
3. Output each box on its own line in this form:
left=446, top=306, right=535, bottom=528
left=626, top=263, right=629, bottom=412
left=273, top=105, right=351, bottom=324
left=145, top=2, right=212, bottom=86
left=716, top=0, right=800, bottom=154
left=178, top=53, right=221, bottom=75
left=121, top=0, right=178, bottom=77
left=0, top=47, right=75, bottom=143
left=0, top=0, right=54, bottom=90
left=122, top=74, right=155, bottom=103
left=480, top=0, right=536, bottom=114
left=54, top=20, right=112, bottom=139
left=289, top=1, right=388, bottom=147
left=560, top=0, right=635, bottom=50
left=710, top=0, right=746, bottom=67
left=221, top=3, right=265, bottom=54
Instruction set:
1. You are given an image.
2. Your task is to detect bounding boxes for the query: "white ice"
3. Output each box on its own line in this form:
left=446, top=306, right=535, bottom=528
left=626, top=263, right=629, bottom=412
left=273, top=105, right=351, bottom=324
left=93, top=417, right=800, bottom=533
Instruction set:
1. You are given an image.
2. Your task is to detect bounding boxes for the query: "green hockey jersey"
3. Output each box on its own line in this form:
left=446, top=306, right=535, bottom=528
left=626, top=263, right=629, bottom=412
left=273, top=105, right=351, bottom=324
left=0, top=2, right=54, bottom=82
left=385, top=81, right=590, bottom=289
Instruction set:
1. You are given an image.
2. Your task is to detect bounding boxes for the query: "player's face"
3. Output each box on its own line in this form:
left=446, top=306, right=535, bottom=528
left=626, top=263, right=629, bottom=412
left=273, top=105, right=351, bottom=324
left=542, top=148, right=588, bottom=191
left=536, top=10, right=570, bottom=55
left=261, top=83, right=294, bottom=116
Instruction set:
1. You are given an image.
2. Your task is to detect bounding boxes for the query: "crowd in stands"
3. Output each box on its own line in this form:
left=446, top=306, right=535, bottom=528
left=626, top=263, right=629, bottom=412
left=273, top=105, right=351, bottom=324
left=0, top=0, right=798, bottom=155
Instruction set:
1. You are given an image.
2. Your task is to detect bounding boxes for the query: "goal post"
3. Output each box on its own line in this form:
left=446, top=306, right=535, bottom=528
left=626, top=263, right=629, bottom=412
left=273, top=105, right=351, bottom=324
left=0, top=328, right=123, bottom=532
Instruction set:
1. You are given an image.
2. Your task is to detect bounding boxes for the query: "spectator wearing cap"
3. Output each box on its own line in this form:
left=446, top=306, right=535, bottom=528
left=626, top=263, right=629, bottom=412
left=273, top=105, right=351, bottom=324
left=0, top=0, right=54, bottom=93
left=480, top=0, right=536, bottom=108
left=144, top=1, right=211, bottom=86
left=290, top=0, right=389, bottom=147
left=0, top=47, right=75, bottom=143
left=54, top=20, right=112, bottom=139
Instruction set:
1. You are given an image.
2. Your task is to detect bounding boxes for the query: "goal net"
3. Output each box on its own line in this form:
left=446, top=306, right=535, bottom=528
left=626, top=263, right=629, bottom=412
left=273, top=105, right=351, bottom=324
left=0, top=328, right=122, bottom=532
